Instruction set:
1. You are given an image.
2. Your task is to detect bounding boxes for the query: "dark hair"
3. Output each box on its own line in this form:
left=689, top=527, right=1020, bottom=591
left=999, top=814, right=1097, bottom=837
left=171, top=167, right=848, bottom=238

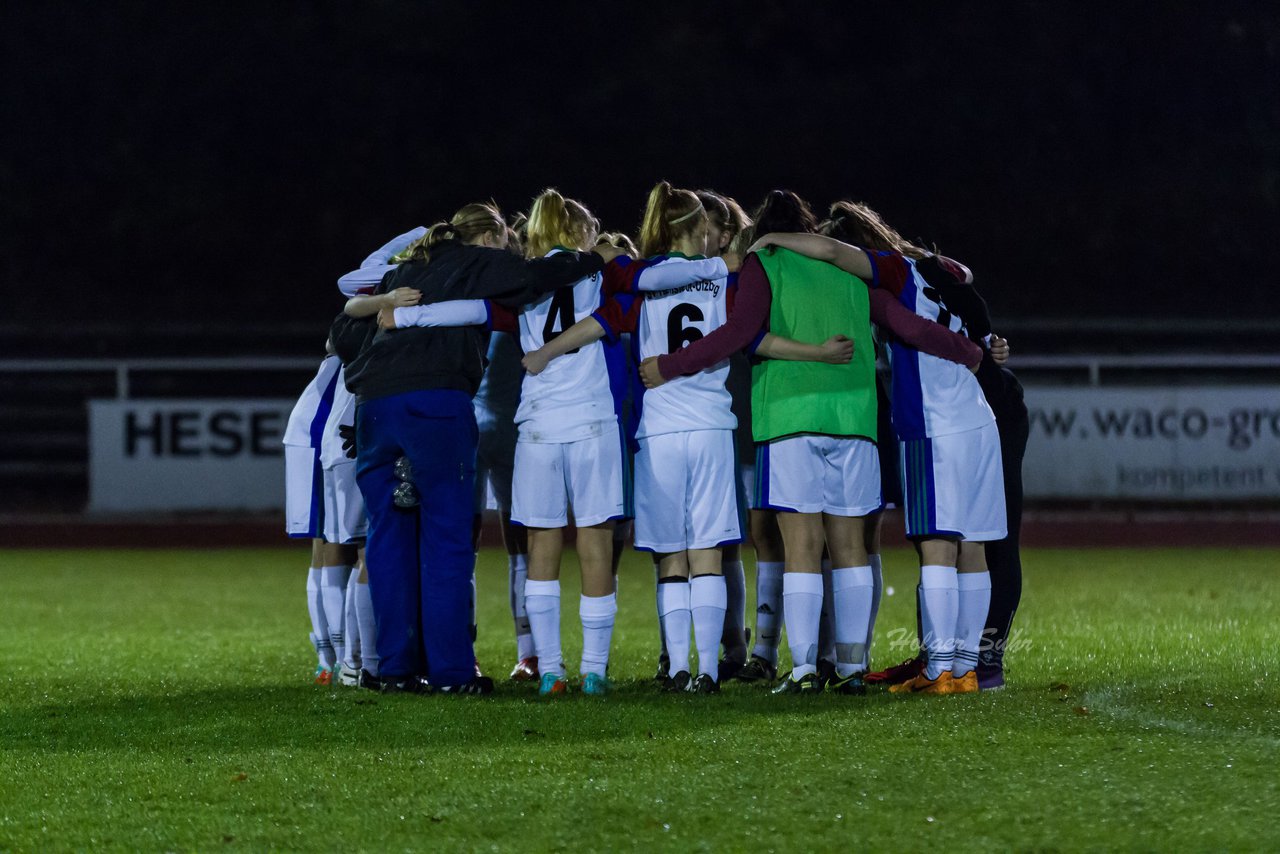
left=749, top=190, right=818, bottom=244
left=821, top=200, right=927, bottom=259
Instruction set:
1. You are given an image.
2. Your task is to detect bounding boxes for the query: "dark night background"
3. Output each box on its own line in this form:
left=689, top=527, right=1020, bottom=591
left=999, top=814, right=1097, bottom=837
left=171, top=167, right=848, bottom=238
left=3, top=2, right=1278, bottom=357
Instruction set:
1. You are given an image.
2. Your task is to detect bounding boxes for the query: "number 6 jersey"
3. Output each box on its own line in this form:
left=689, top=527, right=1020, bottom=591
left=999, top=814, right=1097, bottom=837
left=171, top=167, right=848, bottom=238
left=595, top=253, right=737, bottom=441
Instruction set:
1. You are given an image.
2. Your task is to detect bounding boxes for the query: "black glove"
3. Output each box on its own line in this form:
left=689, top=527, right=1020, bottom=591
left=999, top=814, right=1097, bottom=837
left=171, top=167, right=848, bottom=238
left=339, top=423, right=357, bottom=459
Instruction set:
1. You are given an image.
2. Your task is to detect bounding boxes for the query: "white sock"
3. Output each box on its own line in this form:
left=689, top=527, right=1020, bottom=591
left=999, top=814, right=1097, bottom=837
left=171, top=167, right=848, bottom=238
left=579, top=593, right=617, bottom=678
left=509, top=554, right=534, bottom=660
left=691, top=574, right=728, bottom=679
left=657, top=578, right=692, bottom=677
left=525, top=579, right=563, bottom=676
left=832, top=565, right=874, bottom=677
left=320, top=565, right=352, bottom=665
left=751, top=561, right=785, bottom=664
left=342, top=571, right=361, bottom=670
left=864, top=554, right=883, bottom=670
left=721, top=559, right=747, bottom=662
left=306, top=568, right=333, bottom=668
left=920, top=565, right=959, bottom=680
left=354, top=580, right=379, bottom=676
left=783, top=572, right=823, bottom=679
left=818, top=558, right=836, bottom=665
left=955, top=571, right=992, bottom=677
left=654, top=564, right=669, bottom=658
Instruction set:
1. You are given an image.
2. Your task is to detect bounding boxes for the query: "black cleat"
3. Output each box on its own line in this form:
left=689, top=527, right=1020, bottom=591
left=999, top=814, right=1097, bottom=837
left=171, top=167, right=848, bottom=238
left=433, top=675, right=494, bottom=696
left=377, top=674, right=431, bottom=694
left=816, top=659, right=838, bottom=690
left=653, top=653, right=671, bottom=683
left=663, top=670, right=692, bottom=693
left=735, top=655, right=777, bottom=683
left=692, top=673, right=721, bottom=694
left=827, top=672, right=867, bottom=695
left=771, top=671, right=823, bottom=695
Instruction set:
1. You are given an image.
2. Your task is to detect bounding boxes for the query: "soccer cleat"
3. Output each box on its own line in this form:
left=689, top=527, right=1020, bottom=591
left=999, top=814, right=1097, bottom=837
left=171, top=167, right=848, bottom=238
left=827, top=672, right=867, bottom=695
left=653, top=653, right=671, bottom=683
left=889, top=671, right=950, bottom=695
left=358, top=669, right=380, bottom=690
left=313, top=665, right=333, bottom=686
left=509, top=656, right=539, bottom=681
left=771, top=671, right=823, bottom=694
left=864, top=656, right=925, bottom=686
left=734, top=655, right=777, bottom=683
left=539, top=672, right=570, bottom=696
left=946, top=670, right=979, bottom=694
left=663, top=670, right=692, bottom=693
left=337, top=663, right=362, bottom=687
left=718, top=655, right=746, bottom=682
left=976, top=664, right=1005, bottom=691
left=377, top=674, right=431, bottom=694
left=581, top=672, right=612, bottom=696
left=816, top=659, right=838, bottom=690
left=691, top=673, right=720, bottom=694
left=434, top=675, right=494, bottom=696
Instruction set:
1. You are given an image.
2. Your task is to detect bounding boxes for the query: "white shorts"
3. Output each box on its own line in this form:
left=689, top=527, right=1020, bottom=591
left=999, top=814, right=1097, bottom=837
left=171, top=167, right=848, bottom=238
left=900, top=421, right=1007, bottom=541
left=474, top=408, right=517, bottom=514
left=322, top=461, right=368, bottom=544
left=284, top=444, right=322, bottom=538
left=634, top=430, right=743, bottom=553
left=755, top=435, right=882, bottom=517
left=511, top=430, right=626, bottom=528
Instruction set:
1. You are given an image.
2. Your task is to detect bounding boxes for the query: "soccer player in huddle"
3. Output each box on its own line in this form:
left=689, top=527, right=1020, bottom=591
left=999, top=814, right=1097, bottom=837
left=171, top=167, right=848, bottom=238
left=751, top=229, right=1005, bottom=694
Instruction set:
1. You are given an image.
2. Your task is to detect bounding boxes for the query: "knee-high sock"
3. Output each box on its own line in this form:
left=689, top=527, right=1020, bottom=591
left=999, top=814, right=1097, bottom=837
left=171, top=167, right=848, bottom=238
left=783, top=572, right=823, bottom=679
left=580, top=593, right=617, bottom=678
left=509, top=554, right=534, bottom=660
left=864, top=554, right=883, bottom=670
left=832, top=565, right=874, bottom=677
left=354, top=579, right=379, bottom=676
left=657, top=577, right=692, bottom=678
left=920, top=565, right=959, bottom=680
left=818, top=559, right=836, bottom=665
left=343, top=571, right=361, bottom=670
left=692, top=574, right=728, bottom=679
left=319, top=565, right=351, bottom=666
left=306, top=568, right=333, bottom=668
left=525, top=579, right=563, bottom=677
left=720, top=559, right=747, bottom=662
left=751, top=561, right=785, bottom=664
left=955, top=571, right=992, bottom=677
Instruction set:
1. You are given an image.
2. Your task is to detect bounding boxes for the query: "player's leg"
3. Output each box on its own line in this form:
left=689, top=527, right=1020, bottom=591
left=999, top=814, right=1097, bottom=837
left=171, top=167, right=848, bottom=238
left=980, top=399, right=1028, bottom=688
left=352, top=550, right=379, bottom=684
left=955, top=541, right=992, bottom=688
left=863, top=512, right=884, bottom=672
left=567, top=430, right=626, bottom=695
left=820, top=437, right=878, bottom=693
left=305, top=537, right=334, bottom=681
left=684, top=429, right=739, bottom=692
left=740, top=441, right=786, bottom=682
left=327, top=459, right=368, bottom=686
left=354, top=397, right=425, bottom=687
left=513, top=439, right=569, bottom=694
left=655, top=552, right=692, bottom=691
left=406, top=389, right=485, bottom=692
left=688, top=548, right=726, bottom=693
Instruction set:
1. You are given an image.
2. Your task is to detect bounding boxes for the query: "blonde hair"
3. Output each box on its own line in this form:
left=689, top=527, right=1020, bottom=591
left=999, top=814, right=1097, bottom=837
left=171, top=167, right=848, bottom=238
left=596, top=232, right=638, bottom=257
left=821, top=200, right=927, bottom=259
left=398, top=202, right=507, bottom=264
left=697, top=189, right=752, bottom=257
left=638, top=181, right=706, bottom=257
left=525, top=189, right=599, bottom=257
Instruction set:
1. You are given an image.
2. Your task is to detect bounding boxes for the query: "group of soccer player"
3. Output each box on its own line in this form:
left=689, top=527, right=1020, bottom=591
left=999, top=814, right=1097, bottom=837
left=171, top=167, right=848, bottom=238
left=284, top=183, right=1028, bottom=698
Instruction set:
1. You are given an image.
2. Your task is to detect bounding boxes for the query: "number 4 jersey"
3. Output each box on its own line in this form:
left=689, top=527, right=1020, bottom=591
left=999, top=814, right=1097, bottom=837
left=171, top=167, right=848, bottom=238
left=594, top=253, right=737, bottom=441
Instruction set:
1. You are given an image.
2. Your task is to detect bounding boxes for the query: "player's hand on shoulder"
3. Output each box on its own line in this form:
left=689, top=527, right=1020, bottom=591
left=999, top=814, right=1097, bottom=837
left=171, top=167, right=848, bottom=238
left=376, top=307, right=398, bottom=330
left=639, top=356, right=667, bottom=389
left=821, top=334, right=854, bottom=364
left=387, top=287, right=421, bottom=308
left=989, top=335, right=1010, bottom=366
left=521, top=348, right=551, bottom=376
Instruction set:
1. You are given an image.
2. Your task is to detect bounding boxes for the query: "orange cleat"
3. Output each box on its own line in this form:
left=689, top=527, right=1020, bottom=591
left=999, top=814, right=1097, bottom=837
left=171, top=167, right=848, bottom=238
left=889, top=671, right=950, bottom=695
left=945, top=670, right=979, bottom=694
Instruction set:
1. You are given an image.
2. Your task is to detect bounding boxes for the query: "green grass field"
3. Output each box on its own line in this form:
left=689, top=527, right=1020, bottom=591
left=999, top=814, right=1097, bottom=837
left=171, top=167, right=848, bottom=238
left=1, top=547, right=1277, bottom=852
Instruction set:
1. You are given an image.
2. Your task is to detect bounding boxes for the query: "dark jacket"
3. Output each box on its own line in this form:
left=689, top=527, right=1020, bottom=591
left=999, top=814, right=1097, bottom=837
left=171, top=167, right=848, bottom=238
left=341, top=240, right=604, bottom=403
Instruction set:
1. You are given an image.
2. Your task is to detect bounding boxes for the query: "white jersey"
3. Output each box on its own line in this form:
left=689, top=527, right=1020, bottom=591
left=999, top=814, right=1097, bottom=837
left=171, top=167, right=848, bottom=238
left=885, top=257, right=995, bottom=440
left=319, top=369, right=356, bottom=470
left=633, top=257, right=736, bottom=440
left=283, top=355, right=342, bottom=448
left=514, top=250, right=616, bottom=443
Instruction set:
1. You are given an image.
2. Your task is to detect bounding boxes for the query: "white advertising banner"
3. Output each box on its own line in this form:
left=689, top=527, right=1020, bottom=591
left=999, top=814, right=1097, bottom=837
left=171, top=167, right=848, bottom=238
left=89, top=399, right=293, bottom=512
left=1024, top=386, right=1280, bottom=499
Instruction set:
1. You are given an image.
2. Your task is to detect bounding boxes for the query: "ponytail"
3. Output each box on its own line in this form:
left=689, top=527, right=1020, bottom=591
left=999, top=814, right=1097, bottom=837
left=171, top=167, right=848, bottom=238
left=526, top=189, right=597, bottom=257
left=638, top=180, right=705, bottom=257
